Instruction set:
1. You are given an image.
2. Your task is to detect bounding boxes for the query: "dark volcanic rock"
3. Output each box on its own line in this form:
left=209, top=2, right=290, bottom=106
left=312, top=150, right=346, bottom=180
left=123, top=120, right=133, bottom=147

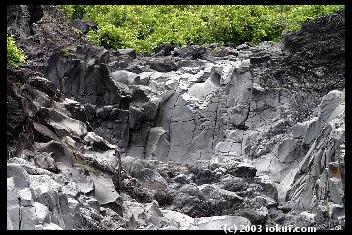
left=237, top=208, right=268, bottom=225
left=28, top=76, right=61, bottom=100
left=250, top=9, right=345, bottom=121
left=227, top=164, right=257, bottom=178
left=149, top=57, right=178, bottom=72
left=173, top=45, right=207, bottom=60
left=6, top=6, right=345, bottom=230
left=153, top=43, right=175, bottom=57
left=114, top=48, right=137, bottom=60
left=173, top=184, right=209, bottom=217
left=33, top=152, right=59, bottom=173
left=153, top=188, right=174, bottom=206
left=72, top=19, right=97, bottom=34
left=46, top=51, right=123, bottom=107
left=7, top=69, right=38, bottom=155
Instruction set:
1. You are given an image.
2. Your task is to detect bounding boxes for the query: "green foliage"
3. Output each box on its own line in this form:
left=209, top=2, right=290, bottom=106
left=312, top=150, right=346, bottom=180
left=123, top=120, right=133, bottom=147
left=62, top=47, right=74, bottom=57
left=63, top=5, right=87, bottom=20
left=7, top=35, right=26, bottom=67
left=15, top=79, right=24, bottom=87
left=64, top=5, right=343, bottom=53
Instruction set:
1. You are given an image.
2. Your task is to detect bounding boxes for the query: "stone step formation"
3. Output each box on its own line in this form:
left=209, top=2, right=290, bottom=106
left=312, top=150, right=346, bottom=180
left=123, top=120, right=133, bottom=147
left=7, top=5, right=345, bottom=230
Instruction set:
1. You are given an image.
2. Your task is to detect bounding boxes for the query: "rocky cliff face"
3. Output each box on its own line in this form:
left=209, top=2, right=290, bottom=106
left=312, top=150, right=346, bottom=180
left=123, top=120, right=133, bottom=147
left=7, top=5, right=345, bottom=230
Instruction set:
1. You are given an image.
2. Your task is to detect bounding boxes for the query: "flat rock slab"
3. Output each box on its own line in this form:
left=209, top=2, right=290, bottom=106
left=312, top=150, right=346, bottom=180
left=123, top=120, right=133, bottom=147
left=195, top=215, right=251, bottom=230
left=89, top=172, right=120, bottom=205
left=187, top=77, right=219, bottom=101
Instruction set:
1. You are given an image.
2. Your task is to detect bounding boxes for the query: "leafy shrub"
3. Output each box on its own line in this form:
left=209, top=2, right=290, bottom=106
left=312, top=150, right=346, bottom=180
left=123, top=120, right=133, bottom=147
left=64, top=5, right=343, bottom=52
left=64, top=5, right=87, bottom=20
left=7, top=35, right=26, bottom=67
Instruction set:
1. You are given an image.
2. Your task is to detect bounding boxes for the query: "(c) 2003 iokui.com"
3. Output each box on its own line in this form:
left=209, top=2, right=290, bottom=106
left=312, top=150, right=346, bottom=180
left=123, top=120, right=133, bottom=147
left=223, top=224, right=320, bottom=233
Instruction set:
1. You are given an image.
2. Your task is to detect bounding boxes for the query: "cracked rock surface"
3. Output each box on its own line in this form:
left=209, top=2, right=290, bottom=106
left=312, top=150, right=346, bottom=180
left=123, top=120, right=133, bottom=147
left=7, top=5, right=344, bottom=230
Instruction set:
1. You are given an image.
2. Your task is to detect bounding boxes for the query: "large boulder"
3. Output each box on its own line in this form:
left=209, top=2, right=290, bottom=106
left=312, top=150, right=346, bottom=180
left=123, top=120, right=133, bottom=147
left=122, top=157, right=168, bottom=192
left=72, top=19, right=97, bottom=34
left=173, top=184, right=208, bottom=217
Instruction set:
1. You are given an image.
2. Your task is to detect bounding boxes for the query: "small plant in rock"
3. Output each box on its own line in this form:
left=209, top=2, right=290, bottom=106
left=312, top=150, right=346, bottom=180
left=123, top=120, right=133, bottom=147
left=7, top=35, right=26, bottom=67
left=15, top=79, right=24, bottom=87
left=71, top=26, right=84, bottom=37
left=62, top=48, right=72, bottom=57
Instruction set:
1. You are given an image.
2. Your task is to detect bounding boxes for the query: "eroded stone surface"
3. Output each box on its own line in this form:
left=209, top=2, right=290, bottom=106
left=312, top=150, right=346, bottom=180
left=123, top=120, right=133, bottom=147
left=7, top=6, right=345, bottom=230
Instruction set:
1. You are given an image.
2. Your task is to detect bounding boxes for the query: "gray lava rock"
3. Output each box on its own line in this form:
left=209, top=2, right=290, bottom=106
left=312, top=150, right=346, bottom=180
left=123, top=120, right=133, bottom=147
left=195, top=215, right=251, bottom=230
left=149, top=58, right=178, bottom=72
left=237, top=208, right=268, bottom=225
left=173, top=45, right=207, bottom=59
left=227, top=163, right=257, bottom=178
left=173, top=184, right=208, bottom=217
left=122, top=157, right=168, bottom=192
left=72, top=19, right=97, bottom=34
left=6, top=6, right=345, bottom=230
left=33, top=152, right=59, bottom=173
left=173, top=174, right=190, bottom=184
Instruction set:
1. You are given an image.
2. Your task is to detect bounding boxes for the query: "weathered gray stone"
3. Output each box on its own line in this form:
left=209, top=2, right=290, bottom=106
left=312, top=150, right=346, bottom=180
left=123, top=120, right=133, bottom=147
left=227, top=163, right=257, bottom=178
left=173, top=45, right=206, bottom=60
left=116, top=48, right=137, bottom=59
left=303, top=117, right=323, bottom=145
left=58, top=164, right=94, bottom=194
left=18, top=188, right=33, bottom=206
left=7, top=212, right=13, bottom=230
left=20, top=206, right=38, bottom=230
left=144, top=201, right=164, bottom=227
left=42, top=223, right=63, bottom=230
left=83, top=132, right=115, bottom=152
left=330, top=204, right=344, bottom=219
left=173, top=174, right=190, bottom=184
left=33, top=152, right=59, bottom=173
left=7, top=177, right=20, bottom=230
left=142, top=100, right=160, bottom=120
left=173, top=184, right=207, bottom=217
left=46, top=107, right=88, bottom=137
left=195, top=215, right=251, bottom=230
left=34, top=202, right=50, bottom=224
left=219, top=175, right=247, bottom=192
left=72, top=19, right=97, bottom=34
left=5, top=10, right=346, bottom=230
left=123, top=157, right=168, bottom=191
left=111, top=70, right=140, bottom=85
left=7, top=164, right=30, bottom=189
left=161, top=209, right=197, bottom=230
left=237, top=208, right=267, bottom=225
left=89, top=172, right=121, bottom=205
left=160, top=225, right=179, bottom=230
left=253, top=195, right=277, bottom=208
left=273, top=138, right=304, bottom=163
left=29, top=175, right=61, bottom=199
left=35, top=141, right=75, bottom=168
left=187, top=77, right=219, bottom=101
left=145, top=127, right=170, bottom=161
left=200, top=184, right=244, bottom=214
left=215, top=142, right=242, bottom=156
left=62, top=182, right=79, bottom=197
left=291, top=120, right=313, bottom=139
left=33, top=121, right=60, bottom=142
left=319, top=90, right=343, bottom=123
left=293, top=211, right=316, bottom=227
left=225, top=129, right=244, bottom=142
left=149, top=58, right=177, bottom=72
